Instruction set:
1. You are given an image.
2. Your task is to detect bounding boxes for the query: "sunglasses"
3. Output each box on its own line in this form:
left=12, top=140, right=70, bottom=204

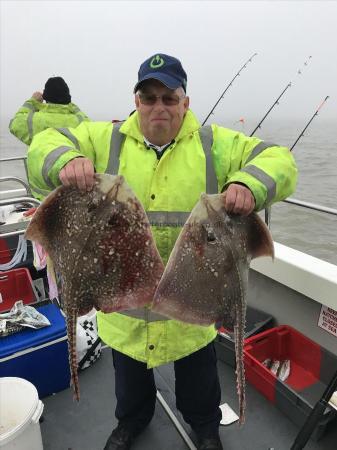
left=138, top=93, right=185, bottom=106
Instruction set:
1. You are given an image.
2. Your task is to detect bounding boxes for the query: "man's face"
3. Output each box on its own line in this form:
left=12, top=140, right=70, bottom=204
left=135, top=80, right=189, bottom=145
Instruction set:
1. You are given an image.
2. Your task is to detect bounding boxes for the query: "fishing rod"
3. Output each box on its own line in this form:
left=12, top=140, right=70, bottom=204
left=202, top=52, right=258, bottom=126
left=250, top=82, right=291, bottom=136
left=264, top=95, right=329, bottom=227
left=290, top=95, right=329, bottom=151
left=290, top=368, right=337, bottom=449
left=250, top=56, right=313, bottom=136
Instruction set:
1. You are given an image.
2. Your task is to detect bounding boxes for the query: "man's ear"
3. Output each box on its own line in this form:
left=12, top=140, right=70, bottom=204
left=135, top=95, right=140, bottom=109
left=184, top=96, right=190, bottom=111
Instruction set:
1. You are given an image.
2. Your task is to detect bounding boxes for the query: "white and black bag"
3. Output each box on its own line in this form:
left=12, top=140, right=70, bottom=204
left=76, top=309, right=102, bottom=370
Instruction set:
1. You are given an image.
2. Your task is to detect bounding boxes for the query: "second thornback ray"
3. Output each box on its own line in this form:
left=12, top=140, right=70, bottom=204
left=152, top=193, right=274, bottom=424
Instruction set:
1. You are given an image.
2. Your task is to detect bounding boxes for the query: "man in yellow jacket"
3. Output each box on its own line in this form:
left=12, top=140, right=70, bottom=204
left=9, top=76, right=90, bottom=145
left=27, top=54, right=297, bottom=450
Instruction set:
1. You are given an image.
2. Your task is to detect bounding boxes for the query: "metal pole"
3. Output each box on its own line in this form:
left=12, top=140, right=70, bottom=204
left=283, top=198, right=337, bottom=216
left=0, top=177, right=30, bottom=195
left=0, top=196, right=40, bottom=208
left=264, top=206, right=271, bottom=228
left=156, top=391, right=197, bottom=450
left=0, top=156, right=27, bottom=162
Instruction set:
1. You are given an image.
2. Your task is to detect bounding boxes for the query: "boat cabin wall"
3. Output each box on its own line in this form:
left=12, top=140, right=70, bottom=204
left=248, top=244, right=337, bottom=357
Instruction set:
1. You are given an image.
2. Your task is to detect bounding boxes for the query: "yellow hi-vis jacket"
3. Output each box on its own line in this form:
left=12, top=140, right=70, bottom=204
left=9, top=97, right=90, bottom=145
left=27, top=110, right=297, bottom=368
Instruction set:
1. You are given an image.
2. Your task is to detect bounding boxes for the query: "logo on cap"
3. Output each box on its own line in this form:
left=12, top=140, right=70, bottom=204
left=150, top=55, right=164, bottom=69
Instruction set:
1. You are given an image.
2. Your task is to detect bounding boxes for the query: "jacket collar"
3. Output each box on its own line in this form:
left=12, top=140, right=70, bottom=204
left=119, top=109, right=201, bottom=144
left=40, top=103, right=75, bottom=113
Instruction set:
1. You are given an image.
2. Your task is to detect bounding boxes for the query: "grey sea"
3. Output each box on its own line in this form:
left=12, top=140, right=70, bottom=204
left=1, top=118, right=336, bottom=265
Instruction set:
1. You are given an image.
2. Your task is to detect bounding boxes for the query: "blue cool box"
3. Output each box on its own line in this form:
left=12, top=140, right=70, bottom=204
left=0, top=304, right=71, bottom=397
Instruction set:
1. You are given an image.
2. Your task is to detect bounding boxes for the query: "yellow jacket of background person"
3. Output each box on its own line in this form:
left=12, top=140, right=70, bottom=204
left=9, top=97, right=90, bottom=145
left=27, top=110, right=297, bottom=368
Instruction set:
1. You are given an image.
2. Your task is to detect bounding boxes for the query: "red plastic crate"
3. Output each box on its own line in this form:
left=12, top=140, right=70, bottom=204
left=244, top=325, right=337, bottom=441
left=0, top=268, right=36, bottom=312
left=0, top=238, right=11, bottom=264
left=244, top=325, right=322, bottom=400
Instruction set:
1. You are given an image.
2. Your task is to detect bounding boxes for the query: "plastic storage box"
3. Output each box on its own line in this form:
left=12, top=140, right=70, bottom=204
left=0, top=268, right=36, bottom=312
left=244, top=325, right=337, bottom=441
left=0, top=237, right=11, bottom=264
left=0, top=303, right=70, bottom=398
left=214, top=306, right=274, bottom=367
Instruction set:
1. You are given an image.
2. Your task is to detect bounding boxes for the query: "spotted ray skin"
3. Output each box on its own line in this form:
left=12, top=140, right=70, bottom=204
left=26, top=174, right=164, bottom=400
left=152, top=193, right=274, bottom=424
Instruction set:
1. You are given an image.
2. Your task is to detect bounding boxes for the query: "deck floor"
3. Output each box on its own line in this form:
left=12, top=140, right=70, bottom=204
left=40, top=347, right=337, bottom=450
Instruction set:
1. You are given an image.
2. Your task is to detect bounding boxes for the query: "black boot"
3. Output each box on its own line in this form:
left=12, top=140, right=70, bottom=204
left=197, top=435, right=223, bottom=450
left=103, top=424, right=135, bottom=450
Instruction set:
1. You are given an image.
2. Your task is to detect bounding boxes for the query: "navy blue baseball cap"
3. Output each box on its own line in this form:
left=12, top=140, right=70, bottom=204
left=134, top=53, right=187, bottom=93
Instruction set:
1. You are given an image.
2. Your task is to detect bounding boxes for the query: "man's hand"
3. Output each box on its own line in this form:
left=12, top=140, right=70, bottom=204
left=32, top=91, right=43, bottom=102
left=59, top=157, right=95, bottom=191
left=222, top=183, right=255, bottom=216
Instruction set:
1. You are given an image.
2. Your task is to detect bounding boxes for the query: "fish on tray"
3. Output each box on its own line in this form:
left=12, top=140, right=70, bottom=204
left=25, top=174, right=164, bottom=400
left=152, top=193, right=274, bottom=424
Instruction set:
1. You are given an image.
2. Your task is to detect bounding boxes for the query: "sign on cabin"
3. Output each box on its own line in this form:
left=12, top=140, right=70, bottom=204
left=318, top=305, right=337, bottom=337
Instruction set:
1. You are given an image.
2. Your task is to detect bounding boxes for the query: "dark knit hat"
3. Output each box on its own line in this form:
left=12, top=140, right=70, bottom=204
left=43, top=77, right=71, bottom=104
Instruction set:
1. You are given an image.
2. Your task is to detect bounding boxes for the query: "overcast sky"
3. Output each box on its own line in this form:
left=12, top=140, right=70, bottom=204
left=1, top=0, right=336, bottom=131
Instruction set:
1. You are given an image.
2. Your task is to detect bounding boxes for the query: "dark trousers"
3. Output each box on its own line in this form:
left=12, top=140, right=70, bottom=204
left=112, top=341, right=222, bottom=438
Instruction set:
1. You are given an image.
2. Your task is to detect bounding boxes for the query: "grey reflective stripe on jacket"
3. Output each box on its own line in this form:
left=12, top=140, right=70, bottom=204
left=41, top=129, right=80, bottom=187
left=146, top=211, right=190, bottom=227
left=120, top=309, right=168, bottom=322
left=106, top=122, right=125, bottom=175
left=240, top=165, right=276, bottom=205
left=22, top=102, right=39, bottom=141
left=23, top=102, right=38, bottom=111
left=245, top=141, right=278, bottom=164
left=76, top=114, right=84, bottom=124
left=27, top=111, right=34, bottom=141
left=199, top=125, right=218, bottom=194
left=31, top=185, right=52, bottom=198
left=71, top=105, right=85, bottom=124
left=106, top=124, right=218, bottom=322
left=55, top=128, right=81, bottom=150
left=42, top=146, right=74, bottom=188
left=242, top=140, right=278, bottom=205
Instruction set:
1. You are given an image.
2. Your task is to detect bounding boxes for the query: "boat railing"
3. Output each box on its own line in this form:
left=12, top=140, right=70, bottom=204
left=0, top=196, right=40, bottom=238
left=283, top=198, right=337, bottom=216
left=1, top=155, right=29, bottom=178
left=0, top=177, right=31, bottom=196
left=264, top=197, right=337, bottom=228
left=0, top=156, right=30, bottom=199
left=1, top=156, right=27, bottom=163
left=0, top=196, right=40, bottom=208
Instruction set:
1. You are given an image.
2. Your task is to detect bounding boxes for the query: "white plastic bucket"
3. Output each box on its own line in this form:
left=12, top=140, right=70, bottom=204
left=0, top=377, right=44, bottom=450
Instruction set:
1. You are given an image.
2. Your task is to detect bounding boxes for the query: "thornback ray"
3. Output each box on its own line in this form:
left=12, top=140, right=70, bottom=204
left=152, top=192, right=274, bottom=424
left=26, top=174, right=164, bottom=400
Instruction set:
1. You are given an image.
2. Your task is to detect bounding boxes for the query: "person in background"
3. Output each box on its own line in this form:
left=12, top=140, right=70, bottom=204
left=27, top=54, right=298, bottom=450
left=9, top=76, right=90, bottom=145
